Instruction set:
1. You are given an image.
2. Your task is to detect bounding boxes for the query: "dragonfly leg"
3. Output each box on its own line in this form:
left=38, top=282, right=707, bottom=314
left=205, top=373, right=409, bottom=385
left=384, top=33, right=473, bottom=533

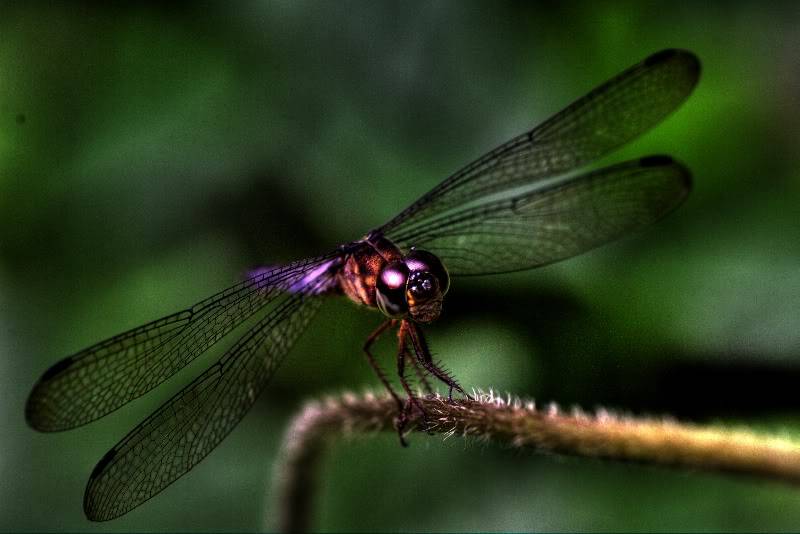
left=405, top=320, right=467, bottom=401
left=395, top=325, right=429, bottom=440
left=396, top=327, right=419, bottom=399
left=363, top=319, right=403, bottom=409
left=407, top=349, right=434, bottom=395
left=363, top=319, right=419, bottom=447
left=397, top=322, right=434, bottom=396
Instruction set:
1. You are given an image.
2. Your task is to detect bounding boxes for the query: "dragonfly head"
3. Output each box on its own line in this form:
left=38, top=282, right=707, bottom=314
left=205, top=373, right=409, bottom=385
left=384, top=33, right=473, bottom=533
left=376, top=249, right=449, bottom=323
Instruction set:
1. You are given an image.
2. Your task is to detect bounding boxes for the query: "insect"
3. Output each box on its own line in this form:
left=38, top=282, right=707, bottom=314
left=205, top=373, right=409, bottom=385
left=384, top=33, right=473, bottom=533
left=26, top=49, right=700, bottom=521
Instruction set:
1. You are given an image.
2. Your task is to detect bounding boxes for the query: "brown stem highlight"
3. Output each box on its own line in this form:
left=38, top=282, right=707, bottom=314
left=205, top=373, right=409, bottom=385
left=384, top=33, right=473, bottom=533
left=273, top=390, right=800, bottom=532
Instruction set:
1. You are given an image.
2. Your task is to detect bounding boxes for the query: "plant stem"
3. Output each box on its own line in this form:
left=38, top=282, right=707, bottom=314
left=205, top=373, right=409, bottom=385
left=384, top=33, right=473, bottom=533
left=273, top=390, right=800, bottom=532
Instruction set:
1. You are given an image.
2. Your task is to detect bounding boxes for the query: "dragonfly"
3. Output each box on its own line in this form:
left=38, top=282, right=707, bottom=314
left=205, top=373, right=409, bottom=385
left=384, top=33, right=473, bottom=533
left=26, top=48, right=700, bottom=522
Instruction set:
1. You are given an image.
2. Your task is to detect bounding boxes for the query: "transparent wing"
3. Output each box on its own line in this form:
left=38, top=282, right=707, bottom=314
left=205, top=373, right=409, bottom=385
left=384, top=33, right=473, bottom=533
left=389, top=156, right=690, bottom=276
left=26, top=253, right=341, bottom=432
left=377, top=49, right=699, bottom=241
left=82, top=267, right=334, bottom=521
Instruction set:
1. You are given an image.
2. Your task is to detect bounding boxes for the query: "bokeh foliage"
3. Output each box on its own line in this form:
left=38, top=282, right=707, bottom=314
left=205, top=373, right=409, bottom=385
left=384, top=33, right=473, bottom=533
left=2, top=1, right=800, bottom=531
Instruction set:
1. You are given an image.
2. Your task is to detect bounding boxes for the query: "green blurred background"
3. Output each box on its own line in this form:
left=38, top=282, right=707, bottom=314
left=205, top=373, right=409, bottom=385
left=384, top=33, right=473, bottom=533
left=3, top=0, right=800, bottom=531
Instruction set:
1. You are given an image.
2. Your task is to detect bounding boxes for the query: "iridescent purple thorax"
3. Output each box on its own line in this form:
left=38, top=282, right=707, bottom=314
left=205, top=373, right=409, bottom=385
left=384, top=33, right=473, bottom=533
left=338, top=234, right=450, bottom=323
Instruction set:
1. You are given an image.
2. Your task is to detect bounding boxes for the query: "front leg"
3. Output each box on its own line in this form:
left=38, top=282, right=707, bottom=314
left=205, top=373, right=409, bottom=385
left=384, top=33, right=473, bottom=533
left=403, top=320, right=467, bottom=400
left=395, top=323, right=429, bottom=437
left=362, top=319, right=417, bottom=446
left=400, top=329, right=434, bottom=396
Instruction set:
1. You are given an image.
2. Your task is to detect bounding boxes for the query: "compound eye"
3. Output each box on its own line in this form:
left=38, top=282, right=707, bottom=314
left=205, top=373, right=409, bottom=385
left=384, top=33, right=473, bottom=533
left=407, top=271, right=439, bottom=303
left=404, top=249, right=449, bottom=295
left=376, top=261, right=409, bottom=317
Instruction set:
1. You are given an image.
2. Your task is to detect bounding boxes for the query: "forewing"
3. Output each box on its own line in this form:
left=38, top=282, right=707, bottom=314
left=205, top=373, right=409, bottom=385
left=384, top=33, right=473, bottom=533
left=390, top=156, right=690, bottom=275
left=82, top=267, right=333, bottom=521
left=378, top=49, right=699, bottom=240
left=26, top=253, right=340, bottom=432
